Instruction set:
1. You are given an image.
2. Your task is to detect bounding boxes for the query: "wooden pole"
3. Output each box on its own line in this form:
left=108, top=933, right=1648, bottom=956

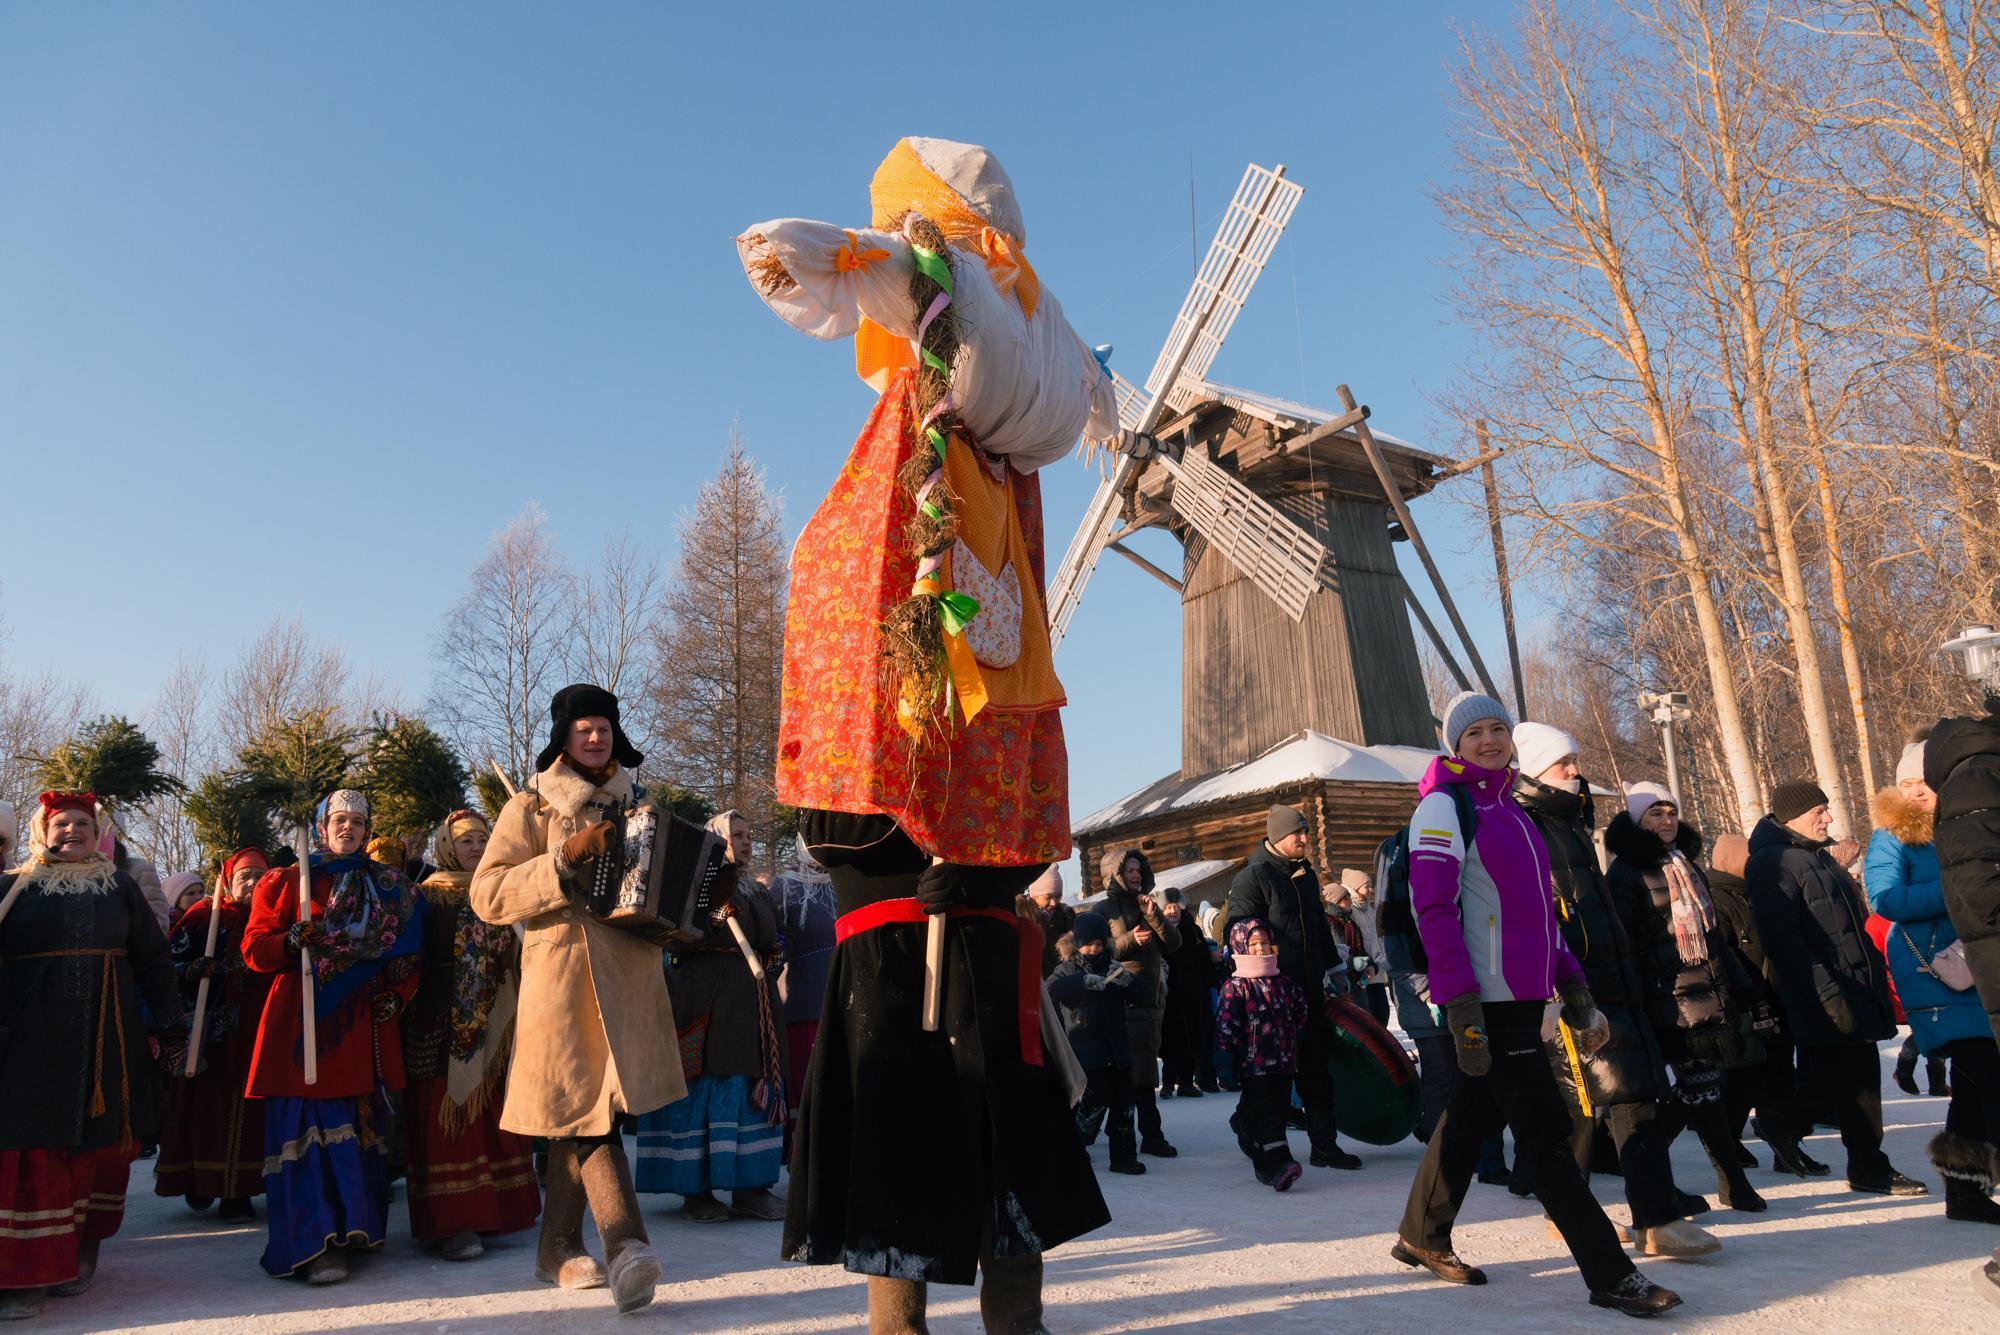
left=1338, top=384, right=1500, bottom=698
left=295, top=824, right=317, bottom=1087
left=490, top=759, right=518, bottom=798
left=922, top=855, right=946, bottom=1032
left=725, top=915, right=766, bottom=981
left=1477, top=421, right=1528, bottom=718
left=184, top=873, right=226, bottom=1078
left=0, top=878, right=28, bottom=933
left=1403, top=579, right=1473, bottom=694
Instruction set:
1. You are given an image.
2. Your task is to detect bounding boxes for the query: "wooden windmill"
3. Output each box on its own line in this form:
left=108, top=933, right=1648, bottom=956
left=1049, top=163, right=1500, bottom=782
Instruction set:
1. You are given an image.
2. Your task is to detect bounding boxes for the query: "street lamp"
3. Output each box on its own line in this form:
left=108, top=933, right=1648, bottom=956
left=1942, top=625, right=2000, bottom=694
left=1638, top=689, right=1694, bottom=806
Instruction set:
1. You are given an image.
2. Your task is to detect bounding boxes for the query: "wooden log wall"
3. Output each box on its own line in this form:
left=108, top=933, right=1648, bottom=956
left=1075, top=777, right=1427, bottom=905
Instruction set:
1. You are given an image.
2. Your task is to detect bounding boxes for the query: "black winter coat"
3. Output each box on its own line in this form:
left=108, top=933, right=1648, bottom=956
left=1604, top=814, right=1754, bottom=1068
left=1927, top=712, right=2000, bottom=1047
left=1225, top=843, right=1335, bottom=998
left=1161, top=906, right=1218, bottom=1021
left=1745, top=815, right=1894, bottom=1048
left=0, top=867, right=180, bottom=1151
left=1514, top=777, right=1667, bottom=1107
left=1705, top=868, right=1770, bottom=994
left=1048, top=955, right=1134, bottom=1073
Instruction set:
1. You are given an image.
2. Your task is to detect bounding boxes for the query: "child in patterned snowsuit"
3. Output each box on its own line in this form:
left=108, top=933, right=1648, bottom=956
left=1217, top=918, right=1310, bottom=1190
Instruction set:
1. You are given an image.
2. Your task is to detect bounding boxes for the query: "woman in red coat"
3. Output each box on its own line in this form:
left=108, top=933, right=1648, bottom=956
left=154, top=847, right=274, bottom=1222
left=242, top=790, right=424, bottom=1284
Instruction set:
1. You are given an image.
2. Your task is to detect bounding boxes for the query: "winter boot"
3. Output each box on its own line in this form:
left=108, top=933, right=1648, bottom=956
left=1929, top=1056, right=1953, bottom=1099
left=438, top=1231, right=484, bottom=1261
left=978, top=1253, right=1049, bottom=1335
left=218, top=1198, right=256, bottom=1224
left=302, top=1250, right=348, bottom=1285
left=730, top=1187, right=786, bottom=1221
left=48, top=1239, right=99, bottom=1296
left=1933, top=1131, right=2000, bottom=1222
left=0, top=1288, right=44, bottom=1321
left=1107, top=1098, right=1141, bottom=1170
left=868, top=1277, right=930, bottom=1334
left=1635, top=1218, right=1722, bottom=1258
left=1702, top=1142, right=1767, bottom=1213
left=578, top=1137, right=660, bottom=1313
left=534, top=1140, right=606, bottom=1289
left=1074, top=1100, right=1107, bottom=1148
left=1306, top=1107, right=1360, bottom=1169
left=1895, top=1037, right=1921, bottom=1096
left=1136, top=1089, right=1176, bottom=1156
left=184, top=1193, right=213, bottom=1212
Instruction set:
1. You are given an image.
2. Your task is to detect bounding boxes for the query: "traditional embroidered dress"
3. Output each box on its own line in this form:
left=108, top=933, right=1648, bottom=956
left=636, top=819, right=787, bottom=1199
left=742, top=137, right=1111, bottom=1286
left=0, top=810, right=179, bottom=1291
left=242, top=840, right=424, bottom=1277
left=154, top=856, right=274, bottom=1204
left=402, top=814, right=538, bottom=1242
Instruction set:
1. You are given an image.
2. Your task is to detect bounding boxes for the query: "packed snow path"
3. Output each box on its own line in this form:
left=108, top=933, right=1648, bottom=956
left=37, top=1045, right=1995, bottom=1332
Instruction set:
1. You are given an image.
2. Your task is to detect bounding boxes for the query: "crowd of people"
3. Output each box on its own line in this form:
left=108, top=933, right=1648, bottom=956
left=1, top=678, right=1995, bottom=1325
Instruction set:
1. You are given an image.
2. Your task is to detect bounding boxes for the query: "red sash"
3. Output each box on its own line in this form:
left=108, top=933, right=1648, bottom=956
left=835, top=897, right=1043, bottom=1066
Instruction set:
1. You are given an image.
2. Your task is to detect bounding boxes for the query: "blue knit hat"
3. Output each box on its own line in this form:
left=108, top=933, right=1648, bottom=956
left=1441, top=690, right=1513, bottom=751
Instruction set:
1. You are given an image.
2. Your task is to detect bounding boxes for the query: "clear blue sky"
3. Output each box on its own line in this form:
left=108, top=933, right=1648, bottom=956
left=0, top=2, right=1532, bottom=853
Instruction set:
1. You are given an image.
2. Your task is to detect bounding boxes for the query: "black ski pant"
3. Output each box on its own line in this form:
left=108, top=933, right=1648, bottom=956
left=1078, top=1068, right=1137, bottom=1167
left=1398, top=1001, right=1633, bottom=1293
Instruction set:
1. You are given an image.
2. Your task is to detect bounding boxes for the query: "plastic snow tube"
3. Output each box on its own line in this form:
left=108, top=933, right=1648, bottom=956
left=1324, top=994, right=1419, bottom=1145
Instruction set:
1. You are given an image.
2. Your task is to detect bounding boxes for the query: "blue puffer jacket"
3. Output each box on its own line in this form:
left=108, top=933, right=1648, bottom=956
left=1866, top=787, right=1988, bottom=1053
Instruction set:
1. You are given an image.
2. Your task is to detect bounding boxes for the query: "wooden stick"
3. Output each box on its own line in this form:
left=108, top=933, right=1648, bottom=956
left=184, top=874, right=226, bottom=1078
left=1478, top=421, right=1527, bottom=718
left=921, top=893, right=946, bottom=1034
left=724, top=914, right=766, bottom=980
left=295, top=824, right=317, bottom=1087
left=490, top=759, right=519, bottom=798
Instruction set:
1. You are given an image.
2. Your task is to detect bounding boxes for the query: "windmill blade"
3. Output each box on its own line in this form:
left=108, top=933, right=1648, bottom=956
left=1163, top=446, right=1327, bottom=619
left=1047, top=162, right=1304, bottom=644
left=1111, top=369, right=1151, bottom=434
left=1136, top=163, right=1304, bottom=427
left=1047, top=457, right=1138, bottom=647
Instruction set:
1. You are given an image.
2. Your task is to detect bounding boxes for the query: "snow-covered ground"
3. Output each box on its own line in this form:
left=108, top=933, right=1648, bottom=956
left=33, top=1043, right=1998, bottom=1333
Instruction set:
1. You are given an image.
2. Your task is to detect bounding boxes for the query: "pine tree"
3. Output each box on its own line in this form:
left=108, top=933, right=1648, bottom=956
left=239, top=708, right=356, bottom=832
left=649, top=426, right=788, bottom=870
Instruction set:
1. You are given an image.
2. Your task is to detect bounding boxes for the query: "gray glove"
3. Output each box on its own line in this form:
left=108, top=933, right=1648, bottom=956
left=1445, top=995, right=1490, bottom=1078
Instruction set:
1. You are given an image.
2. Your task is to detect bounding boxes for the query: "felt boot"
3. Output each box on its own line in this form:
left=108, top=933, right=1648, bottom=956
left=0, top=1289, right=45, bottom=1321
left=868, top=1277, right=930, bottom=1335
left=534, top=1140, right=606, bottom=1290
left=1934, top=1131, right=2000, bottom=1223
left=979, top=1253, right=1049, bottom=1335
left=578, top=1137, right=659, bottom=1313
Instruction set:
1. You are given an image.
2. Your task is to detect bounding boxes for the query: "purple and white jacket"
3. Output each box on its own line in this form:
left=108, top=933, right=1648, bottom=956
left=1407, top=754, right=1583, bottom=1007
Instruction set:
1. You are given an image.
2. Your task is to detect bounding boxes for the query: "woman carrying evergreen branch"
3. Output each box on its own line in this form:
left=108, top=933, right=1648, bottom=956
left=242, top=790, right=425, bottom=1285
left=0, top=793, right=181, bottom=1320
left=402, top=809, right=539, bottom=1258
left=155, top=847, right=273, bottom=1224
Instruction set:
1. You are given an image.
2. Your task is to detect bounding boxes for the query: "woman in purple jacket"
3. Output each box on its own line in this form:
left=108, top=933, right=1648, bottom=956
left=1392, top=693, right=1679, bottom=1319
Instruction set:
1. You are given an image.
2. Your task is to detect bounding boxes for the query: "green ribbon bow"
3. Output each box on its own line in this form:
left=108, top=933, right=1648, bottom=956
left=937, top=590, right=980, bottom=637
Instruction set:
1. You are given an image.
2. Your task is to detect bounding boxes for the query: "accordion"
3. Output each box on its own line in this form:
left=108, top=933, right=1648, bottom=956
left=580, top=805, right=728, bottom=939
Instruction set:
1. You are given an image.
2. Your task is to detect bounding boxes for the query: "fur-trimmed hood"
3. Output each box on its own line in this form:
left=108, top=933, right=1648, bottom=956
left=1870, top=786, right=1934, bottom=848
left=1099, top=846, right=1154, bottom=895
left=1604, top=810, right=1705, bottom=869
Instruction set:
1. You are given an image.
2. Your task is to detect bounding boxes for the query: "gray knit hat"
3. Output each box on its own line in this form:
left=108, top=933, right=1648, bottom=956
left=1266, top=803, right=1308, bottom=843
left=1441, top=690, right=1513, bottom=751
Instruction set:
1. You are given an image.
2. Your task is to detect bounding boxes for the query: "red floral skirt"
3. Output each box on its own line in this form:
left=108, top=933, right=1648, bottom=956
left=403, top=1076, right=539, bottom=1242
left=0, top=1143, right=135, bottom=1290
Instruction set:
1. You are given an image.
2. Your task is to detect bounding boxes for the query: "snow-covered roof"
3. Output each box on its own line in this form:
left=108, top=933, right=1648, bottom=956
left=1195, top=379, right=1424, bottom=453
left=1151, top=858, right=1240, bottom=894
left=1074, top=730, right=1437, bottom=834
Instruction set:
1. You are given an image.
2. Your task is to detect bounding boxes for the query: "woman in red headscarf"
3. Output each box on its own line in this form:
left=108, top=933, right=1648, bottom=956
left=0, top=793, right=181, bottom=1319
left=154, top=847, right=273, bottom=1223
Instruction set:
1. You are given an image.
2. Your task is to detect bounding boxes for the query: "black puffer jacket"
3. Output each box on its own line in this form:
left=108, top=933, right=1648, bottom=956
left=1745, top=815, right=1894, bottom=1048
left=1927, top=712, right=2000, bottom=1047
left=1225, top=842, right=1335, bottom=998
left=1514, top=776, right=1666, bottom=1107
left=1604, top=814, right=1753, bottom=1068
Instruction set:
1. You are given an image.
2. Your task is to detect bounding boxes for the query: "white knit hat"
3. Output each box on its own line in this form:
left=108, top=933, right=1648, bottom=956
left=1028, top=864, right=1064, bottom=900
left=1514, top=722, right=1580, bottom=782
left=1895, top=742, right=1927, bottom=786
left=1625, top=781, right=1676, bottom=824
